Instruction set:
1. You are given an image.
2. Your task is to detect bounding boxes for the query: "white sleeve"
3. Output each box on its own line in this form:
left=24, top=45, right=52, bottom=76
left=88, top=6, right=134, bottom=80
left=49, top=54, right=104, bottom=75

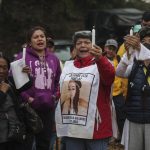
left=116, top=52, right=133, bottom=78
left=138, top=44, right=150, bottom=61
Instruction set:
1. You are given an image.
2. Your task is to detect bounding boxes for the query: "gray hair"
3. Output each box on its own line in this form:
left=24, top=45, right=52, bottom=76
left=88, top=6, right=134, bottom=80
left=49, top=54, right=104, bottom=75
left=72, top=30, right=92, bottom=44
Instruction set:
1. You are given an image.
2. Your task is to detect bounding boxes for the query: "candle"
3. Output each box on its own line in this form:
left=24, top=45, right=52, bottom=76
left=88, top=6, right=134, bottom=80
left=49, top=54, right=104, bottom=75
left=130, top=27, right=133, bottom=36
left=128, top=27, right=134, bottom=57
left=22, top=47, right=26, bottom=66
left=92, top=26, right=95, bottom=46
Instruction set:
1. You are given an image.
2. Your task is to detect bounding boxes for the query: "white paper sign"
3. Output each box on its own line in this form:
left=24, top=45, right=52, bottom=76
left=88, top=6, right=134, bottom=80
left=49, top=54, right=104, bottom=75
left=10, top=59, right=29, bottom=89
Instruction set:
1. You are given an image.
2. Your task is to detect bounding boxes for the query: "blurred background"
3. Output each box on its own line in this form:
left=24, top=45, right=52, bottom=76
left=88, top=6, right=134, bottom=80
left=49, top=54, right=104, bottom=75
left=0, top=0, right=149, bottom=60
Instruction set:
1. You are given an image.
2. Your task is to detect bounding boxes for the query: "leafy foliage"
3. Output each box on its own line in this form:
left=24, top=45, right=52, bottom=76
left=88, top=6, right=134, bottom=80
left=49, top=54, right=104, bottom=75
left=0, top=0, right=149, bottom=59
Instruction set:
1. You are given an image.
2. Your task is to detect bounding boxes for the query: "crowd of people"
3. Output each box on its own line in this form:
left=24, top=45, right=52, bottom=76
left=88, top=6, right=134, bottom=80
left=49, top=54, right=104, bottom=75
left=0, top=11, right=150, bottom=150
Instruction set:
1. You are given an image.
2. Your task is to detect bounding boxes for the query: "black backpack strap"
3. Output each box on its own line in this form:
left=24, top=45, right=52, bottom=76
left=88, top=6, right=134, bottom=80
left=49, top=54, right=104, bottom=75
left=116, top=55, right=121, bottom=63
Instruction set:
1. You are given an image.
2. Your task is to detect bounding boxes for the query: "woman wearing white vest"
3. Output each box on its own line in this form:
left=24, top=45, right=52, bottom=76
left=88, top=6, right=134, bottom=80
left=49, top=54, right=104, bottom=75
left=55, top=31, right=115, bottom=150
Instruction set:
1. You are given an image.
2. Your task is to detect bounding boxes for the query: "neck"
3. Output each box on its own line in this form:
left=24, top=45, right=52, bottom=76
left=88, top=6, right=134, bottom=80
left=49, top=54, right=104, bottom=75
left=34, top=49, right=45, bottom=57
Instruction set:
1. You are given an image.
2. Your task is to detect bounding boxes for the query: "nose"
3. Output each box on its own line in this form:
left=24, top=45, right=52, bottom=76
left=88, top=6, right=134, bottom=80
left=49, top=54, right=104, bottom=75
left=81, top=42, right=86, bottom=47
left=38, top=36, right=42, bottom=41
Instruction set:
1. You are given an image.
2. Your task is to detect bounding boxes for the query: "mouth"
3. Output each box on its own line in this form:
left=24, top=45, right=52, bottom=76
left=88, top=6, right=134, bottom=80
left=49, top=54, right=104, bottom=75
left=37, top=42, right=45, bottom=47
left=80, top=49, right=89, bottom=53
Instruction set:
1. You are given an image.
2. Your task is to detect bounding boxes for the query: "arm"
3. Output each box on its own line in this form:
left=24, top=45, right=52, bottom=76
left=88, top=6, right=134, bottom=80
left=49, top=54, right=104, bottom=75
left=20, top=90, right=31, bottom=103
left=96, top=56, right=115, bottom=86
left=138, top=43, right=150, bottom=61
left=89, top=44, right=115, bottom=86
left=53, top=59, right=61, bottom=99
left=123, top=35, right=150, bottom=61
left=116, top=52, right=133, bottom=78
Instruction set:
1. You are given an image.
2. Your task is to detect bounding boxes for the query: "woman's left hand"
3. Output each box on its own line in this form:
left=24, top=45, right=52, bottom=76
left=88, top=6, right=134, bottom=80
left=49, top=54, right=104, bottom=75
left=22, top=66, right=31, bottom=74
left=89, top=45, right=102, bottom=59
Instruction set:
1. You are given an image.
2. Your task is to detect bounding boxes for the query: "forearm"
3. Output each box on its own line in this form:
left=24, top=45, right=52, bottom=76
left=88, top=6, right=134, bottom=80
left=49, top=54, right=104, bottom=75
left=138, top=43, right=150, bottom=61
left=116, top=53, right=133, bottom=78
left=96, top=56, right=115, bottom=86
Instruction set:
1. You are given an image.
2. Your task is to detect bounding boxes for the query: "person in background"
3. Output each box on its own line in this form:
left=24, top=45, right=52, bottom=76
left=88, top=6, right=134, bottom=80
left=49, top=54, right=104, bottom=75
left=46, top=36, right=60, bottom=150
left=116, top=27, right=150, bottom=150
left=47, top=37, right=55, bottom=53
left=16, top=26, right=61, bottom=150
left=117, top=10, right=150, bottom=58
left=104, top=39, right=126, bottom=145
left=117, top=10, right=150, bottom=98
left=69, top=45, right=76, bottom=60
left=117, top=25, right=142, bottom=98
left=47, top=37, right=63, bottom=70
left=141, top=11, right=150, bottom=27
left=55, top=30, right=115, bottom=150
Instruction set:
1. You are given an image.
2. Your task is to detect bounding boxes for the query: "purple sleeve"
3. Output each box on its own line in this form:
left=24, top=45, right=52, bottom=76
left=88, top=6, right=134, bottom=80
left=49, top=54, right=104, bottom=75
left=54, top=60, right=61, bottom=96
left=20, top=91, right=30, bottom=103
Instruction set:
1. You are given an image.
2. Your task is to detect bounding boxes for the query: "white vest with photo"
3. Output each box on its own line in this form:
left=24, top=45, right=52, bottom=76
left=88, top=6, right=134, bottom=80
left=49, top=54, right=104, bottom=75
left=55, top=60, right=100, bottom=139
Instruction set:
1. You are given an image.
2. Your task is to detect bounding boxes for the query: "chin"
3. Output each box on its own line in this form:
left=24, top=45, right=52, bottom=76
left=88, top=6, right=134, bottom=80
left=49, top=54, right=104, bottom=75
left=36, top=48, right=45, bottom=51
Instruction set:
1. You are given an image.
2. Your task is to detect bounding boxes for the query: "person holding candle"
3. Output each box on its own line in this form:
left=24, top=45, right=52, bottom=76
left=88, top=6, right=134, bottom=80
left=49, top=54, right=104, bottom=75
left=116, top=27, right=150, bottom=150
left=16, top=26, right=61, bottom=150
left=55, top=30, right=115, bottom=150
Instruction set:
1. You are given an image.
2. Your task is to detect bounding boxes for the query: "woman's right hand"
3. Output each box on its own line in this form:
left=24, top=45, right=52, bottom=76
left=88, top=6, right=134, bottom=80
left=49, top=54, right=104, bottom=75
left=0, top=81, right=10, bottom=93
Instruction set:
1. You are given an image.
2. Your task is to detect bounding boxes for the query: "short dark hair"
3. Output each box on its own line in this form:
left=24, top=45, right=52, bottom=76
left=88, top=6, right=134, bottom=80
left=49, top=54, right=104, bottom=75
left=0, top=55, right=10, bottom=70
left=142, top=11, right=150, bottom=22
left=139, top=27, right=150, bottom=40
left=47, top=37, right=54, bottom=48
left=26, top=26, right=47, bottom=45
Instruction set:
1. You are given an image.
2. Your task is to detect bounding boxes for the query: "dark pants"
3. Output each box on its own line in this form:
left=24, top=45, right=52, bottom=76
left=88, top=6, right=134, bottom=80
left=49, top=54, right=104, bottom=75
left=65, top=137, right=109, bottom=150
left=0, top=141, right=25, bottom=150
left=26, top=109, right=53, bottom=150
left=35, top=110, right=53, bottom=150
left=113, top=93, right=126, bottom=139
